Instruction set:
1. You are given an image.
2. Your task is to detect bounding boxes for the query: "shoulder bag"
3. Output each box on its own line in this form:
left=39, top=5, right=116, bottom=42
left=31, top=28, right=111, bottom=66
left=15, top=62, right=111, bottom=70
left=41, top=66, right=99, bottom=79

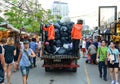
left=109, top=48, right=116, bottom=63
left=23, top=49, right=33, bottom=68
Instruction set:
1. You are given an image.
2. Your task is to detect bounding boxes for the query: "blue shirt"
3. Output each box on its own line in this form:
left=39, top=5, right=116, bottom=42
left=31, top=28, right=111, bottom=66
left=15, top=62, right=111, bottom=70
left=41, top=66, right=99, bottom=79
left=107, top=48, right=120, bottom=63
left=29, top=42, right=38, bottom=53
left=20, top=49, right=33, bottom=67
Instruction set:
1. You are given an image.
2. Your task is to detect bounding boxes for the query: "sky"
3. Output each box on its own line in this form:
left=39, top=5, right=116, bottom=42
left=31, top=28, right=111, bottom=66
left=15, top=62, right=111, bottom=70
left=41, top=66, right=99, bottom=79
left=38, top=0, right=120, bottom=28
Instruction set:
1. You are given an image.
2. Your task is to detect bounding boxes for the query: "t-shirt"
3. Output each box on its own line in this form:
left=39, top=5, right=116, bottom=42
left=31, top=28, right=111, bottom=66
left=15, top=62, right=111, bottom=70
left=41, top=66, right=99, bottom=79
left=107, top=48, right=120, bottom=63
left=97, top=47, right=108, bottom=62
left=29, top=42, right=38, bottom=53
left=20, top=48, right=33, bottom=67
left=88, top=44, right=96, bottom=55
left=3, top=45, right=15, bottom=62
left=82, top=41, right=86, bottom=48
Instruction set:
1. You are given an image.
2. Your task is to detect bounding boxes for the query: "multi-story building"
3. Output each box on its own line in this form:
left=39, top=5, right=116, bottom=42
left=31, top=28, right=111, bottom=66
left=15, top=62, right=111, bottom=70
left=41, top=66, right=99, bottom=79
left=51, top=1, right=69, bottom=18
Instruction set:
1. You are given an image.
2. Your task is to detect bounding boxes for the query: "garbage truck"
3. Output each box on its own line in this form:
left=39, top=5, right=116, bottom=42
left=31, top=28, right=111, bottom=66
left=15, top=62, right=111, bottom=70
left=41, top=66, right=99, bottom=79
left=40, top=19, right=80, bottom=72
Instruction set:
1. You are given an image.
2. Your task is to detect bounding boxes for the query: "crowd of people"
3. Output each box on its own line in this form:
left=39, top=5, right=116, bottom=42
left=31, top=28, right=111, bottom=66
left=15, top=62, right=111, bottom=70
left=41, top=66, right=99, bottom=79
left=83, top=37, right=120, bottom=84
left=0, top=37, right=41, bottom=84
left=0, top=19, right=120, bottom=84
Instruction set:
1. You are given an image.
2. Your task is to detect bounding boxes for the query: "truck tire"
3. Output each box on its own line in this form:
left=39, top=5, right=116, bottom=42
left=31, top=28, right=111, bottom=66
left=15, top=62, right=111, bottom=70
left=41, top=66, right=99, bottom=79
left=72, top=68, right=77, bottom=72
left=45, top=67, right=50, bottom=72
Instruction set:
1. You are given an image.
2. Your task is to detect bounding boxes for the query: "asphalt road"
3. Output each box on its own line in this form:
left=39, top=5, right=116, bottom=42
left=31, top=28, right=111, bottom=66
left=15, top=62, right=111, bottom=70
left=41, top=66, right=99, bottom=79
left=6, top=58, right=120, bottom=84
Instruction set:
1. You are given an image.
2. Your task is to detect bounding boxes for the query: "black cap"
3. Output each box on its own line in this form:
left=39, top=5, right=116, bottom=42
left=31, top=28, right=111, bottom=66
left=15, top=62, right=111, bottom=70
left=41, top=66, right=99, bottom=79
left=77, top=19, right=83, bottom=24
left=23, top=40, right=29, bottom=44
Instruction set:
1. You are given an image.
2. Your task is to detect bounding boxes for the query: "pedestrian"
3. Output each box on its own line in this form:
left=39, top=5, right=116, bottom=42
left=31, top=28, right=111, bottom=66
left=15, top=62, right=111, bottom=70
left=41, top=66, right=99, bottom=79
left=43, top=21, right=55, bottom=54
left=71, top=19, right=83, bottom=57
left=0, top=39, right=6, bottom=84
left=3, top=37, right=16, bottom=84
left=82, top=38, right=86, bottom=58
left=107, top=41, right=120, bottom=84
left=96, top=40, right=108, bottom=81
left=88, top=40, right=97, bottom=64
left=14, top=42, right=21, bottom=72
left=17, top=40, right=36, bottom=84
left=37, top=37, right=42, bottom=58
left=29, top=38, right=38, bottom=67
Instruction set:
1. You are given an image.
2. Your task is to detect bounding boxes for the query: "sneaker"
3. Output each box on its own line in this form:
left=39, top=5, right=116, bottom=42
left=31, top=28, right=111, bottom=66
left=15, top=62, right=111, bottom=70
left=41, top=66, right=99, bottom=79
left=104, top=78, right=107, bottom=81
left=116, top=82, right=119, bottom=84
left=111, top=80, right=115, bottom=84
left=100, top=74, right=102, bottom=78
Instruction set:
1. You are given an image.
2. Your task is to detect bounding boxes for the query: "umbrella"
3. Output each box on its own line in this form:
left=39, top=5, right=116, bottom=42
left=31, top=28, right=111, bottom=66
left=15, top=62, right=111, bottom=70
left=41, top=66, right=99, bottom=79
left=0, top=27, right=7, bottom=31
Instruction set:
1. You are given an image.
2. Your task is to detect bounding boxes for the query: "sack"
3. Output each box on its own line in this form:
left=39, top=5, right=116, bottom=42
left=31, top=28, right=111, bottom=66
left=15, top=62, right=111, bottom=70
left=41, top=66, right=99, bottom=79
left=54, top=23, right=61, bottom=29
left=0, top=69, right=4, bottom=83
left=56, top=47, right=67, bottom=55
left=54, top=40, right=63, bottom=47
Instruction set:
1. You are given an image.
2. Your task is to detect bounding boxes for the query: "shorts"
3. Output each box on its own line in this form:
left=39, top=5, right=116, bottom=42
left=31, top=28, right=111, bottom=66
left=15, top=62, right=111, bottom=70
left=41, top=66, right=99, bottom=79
left=82, top=48, right=86, bottom=53
left=6, top=60, right=14, bottom=65
left=108, top=61, right=119, bottom=68
left=20, top=66, right=30, bottom=76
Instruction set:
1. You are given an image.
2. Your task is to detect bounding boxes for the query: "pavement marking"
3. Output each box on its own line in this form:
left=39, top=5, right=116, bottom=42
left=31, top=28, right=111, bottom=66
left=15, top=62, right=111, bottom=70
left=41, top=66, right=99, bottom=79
left=84, top=63, right=91, bottom=84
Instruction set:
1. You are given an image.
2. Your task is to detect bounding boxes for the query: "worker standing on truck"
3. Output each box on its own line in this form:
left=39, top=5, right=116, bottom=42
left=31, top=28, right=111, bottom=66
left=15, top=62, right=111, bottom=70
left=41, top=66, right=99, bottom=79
left=71, top=19, right=83, bottom=57
left=43, top=21, right=55, bottom=54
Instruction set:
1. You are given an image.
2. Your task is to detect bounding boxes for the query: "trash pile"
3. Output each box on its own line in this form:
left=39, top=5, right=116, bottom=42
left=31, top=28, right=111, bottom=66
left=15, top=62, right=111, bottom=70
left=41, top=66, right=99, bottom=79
left=44, top=18, right=75, bottom=55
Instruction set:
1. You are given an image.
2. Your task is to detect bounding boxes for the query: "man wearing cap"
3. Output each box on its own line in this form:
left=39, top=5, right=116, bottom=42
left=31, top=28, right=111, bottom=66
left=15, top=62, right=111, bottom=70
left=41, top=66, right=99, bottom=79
left=71, top=19, right=83, bottom=57
left=18, top=40, right=36, bottom=84
left=42, top=21, right=55, bottom=54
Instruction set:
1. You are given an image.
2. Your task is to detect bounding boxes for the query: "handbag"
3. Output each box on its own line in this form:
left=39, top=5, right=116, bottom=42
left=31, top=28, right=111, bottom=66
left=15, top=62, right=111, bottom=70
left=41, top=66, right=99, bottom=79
left=109, top=48, right=116, bottom=63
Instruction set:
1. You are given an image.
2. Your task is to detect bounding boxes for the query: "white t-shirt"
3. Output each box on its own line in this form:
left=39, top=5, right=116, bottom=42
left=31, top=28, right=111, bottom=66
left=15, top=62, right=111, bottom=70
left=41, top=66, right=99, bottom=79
left=82, top=41, right=86, bottom=48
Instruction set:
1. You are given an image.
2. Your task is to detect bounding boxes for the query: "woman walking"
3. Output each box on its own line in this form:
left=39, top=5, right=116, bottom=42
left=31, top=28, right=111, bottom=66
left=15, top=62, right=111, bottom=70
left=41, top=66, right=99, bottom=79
left=107, top=41, right=120, bottom=84
left=14, top=42, right=21, bottom=72
left=3, top=37, right=16, bottom=84
left=18, top=40, right=36, bottom=84
left=96, top=40, right=108, bottom=81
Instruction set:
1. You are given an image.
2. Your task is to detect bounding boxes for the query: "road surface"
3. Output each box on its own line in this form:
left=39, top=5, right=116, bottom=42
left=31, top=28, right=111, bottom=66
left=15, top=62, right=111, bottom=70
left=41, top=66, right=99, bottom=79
left=6, top=58, right=120, bottom=84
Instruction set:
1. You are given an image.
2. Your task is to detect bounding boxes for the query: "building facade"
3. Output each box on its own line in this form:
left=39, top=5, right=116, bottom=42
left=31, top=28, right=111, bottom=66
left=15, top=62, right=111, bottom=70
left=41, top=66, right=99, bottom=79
left=51, top=1, right=69, bottom=18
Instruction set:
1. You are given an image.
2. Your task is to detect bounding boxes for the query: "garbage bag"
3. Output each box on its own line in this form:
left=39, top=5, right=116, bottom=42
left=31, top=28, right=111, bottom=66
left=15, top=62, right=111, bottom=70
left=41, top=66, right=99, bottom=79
left=54, top=40, right=63, bottom=47
left=55, top=33, right=61, bottom=40
left=60, top=16, right=71, bottom=23
left=61, top=37, right=68, bottom=43
left=45, top=24, right=50, bottom=28
left=63, top=44, right=69, bottom=49
left=55, top=29, right=60, bottom=34
left=44, top=45, right=51, bottom=53
left=66, top=47, right=73, bottom=55
left=44, top=45, right=56, bottom=54
left=60, top=26, right=68, bottom=32
left=55, top=47, right=67, bottom=55
left=60, top=32, right=68, bottom=37
left=54, top=23, right=61, bottom=29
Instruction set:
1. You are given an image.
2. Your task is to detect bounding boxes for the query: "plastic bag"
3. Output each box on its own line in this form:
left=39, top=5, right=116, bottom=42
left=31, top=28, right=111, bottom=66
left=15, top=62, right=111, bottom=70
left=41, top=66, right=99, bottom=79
left=55, top=47, right=67, bottom=55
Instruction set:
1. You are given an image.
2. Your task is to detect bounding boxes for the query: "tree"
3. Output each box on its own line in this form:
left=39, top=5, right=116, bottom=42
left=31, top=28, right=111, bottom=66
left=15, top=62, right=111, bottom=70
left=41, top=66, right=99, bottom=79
left=3, top=0, right=55, bottom=33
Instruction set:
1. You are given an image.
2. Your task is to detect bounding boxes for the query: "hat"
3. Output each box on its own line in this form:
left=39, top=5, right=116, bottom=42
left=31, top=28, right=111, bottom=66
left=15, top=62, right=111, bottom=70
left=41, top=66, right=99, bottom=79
left=23, top=40, right=29, bottom=44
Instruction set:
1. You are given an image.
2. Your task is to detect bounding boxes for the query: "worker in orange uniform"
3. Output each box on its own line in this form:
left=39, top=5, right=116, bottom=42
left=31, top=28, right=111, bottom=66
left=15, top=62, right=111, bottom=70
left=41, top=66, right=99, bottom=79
left=43, top=21, right=55, bottom=54
left=71, top=19, right=83, bottom=57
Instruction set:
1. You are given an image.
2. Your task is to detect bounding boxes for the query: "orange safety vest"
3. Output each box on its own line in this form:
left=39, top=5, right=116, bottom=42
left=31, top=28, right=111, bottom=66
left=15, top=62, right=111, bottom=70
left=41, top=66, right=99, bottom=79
left=71, top=24, right=83, bottom=40
left=43, top=25, right=55, bottom=40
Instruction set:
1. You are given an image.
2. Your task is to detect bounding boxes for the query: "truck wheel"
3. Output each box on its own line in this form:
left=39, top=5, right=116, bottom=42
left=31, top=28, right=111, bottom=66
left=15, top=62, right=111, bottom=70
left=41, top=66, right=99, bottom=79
left=72, top=68, right=77, bottom=72
left=45, top=67, right=50, bottom=72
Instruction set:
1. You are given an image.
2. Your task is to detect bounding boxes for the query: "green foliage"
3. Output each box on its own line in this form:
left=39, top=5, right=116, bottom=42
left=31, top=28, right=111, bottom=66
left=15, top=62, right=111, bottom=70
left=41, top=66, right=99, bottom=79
left=3, top=0, right=55, bottom=33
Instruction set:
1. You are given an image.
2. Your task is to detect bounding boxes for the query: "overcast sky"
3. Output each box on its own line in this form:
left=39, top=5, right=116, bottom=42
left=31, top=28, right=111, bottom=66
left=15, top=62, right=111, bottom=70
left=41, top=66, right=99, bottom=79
left=38, top=0, right=120, bottom=28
